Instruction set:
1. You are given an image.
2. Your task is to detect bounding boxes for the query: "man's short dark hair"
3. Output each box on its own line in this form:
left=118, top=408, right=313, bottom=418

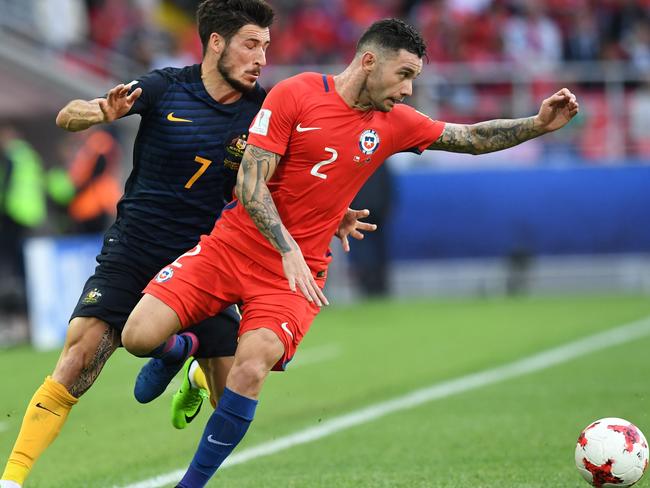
left=197, top=0, right=275, bottom=54
left=356, top=18, right=426, bottom=59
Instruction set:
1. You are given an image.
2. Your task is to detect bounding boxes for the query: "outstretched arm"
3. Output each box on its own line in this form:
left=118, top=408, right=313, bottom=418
left=56, top=82, right=142, bottom=132
left=236, top=144, right=328, bottom=306
left=429, top=88, right=579, bottom=155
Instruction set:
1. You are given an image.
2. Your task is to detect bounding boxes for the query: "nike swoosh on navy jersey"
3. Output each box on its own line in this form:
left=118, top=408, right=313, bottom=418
left=167, top=112, right=193, bottom=123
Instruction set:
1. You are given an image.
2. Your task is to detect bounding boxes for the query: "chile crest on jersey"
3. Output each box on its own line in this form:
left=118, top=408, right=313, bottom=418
left=359, top=129, right=380, bottom=155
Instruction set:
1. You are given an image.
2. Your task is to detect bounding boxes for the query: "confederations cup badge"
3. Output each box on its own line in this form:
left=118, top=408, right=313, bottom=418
left=359, top=129, right=380, bottom=155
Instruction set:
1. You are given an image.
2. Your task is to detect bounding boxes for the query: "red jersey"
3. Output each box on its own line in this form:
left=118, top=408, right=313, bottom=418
left=214, top=72, right=445, bottom=277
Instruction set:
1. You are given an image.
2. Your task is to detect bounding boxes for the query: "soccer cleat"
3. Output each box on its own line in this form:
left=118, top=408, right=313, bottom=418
left=171, top=358, right=208, bottom=429
left=134, top=333, right=198, bottom=404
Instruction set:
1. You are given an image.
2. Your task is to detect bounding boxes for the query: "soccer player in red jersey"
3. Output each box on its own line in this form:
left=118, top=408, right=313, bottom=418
left=122, top=18, right=579, bottom=487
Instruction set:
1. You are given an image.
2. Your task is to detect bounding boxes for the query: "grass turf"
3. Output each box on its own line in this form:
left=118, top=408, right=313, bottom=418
left=1, top=294, right=649, bottom=487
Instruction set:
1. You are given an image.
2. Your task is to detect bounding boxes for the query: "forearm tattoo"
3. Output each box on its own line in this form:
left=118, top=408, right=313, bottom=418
left=236, top=145, right=295, bottom=254
left=430, top=117, right=543, bottom=155
left=60, top=100, right=103, bottom=132
left=69, top=327, right=119, bottom=398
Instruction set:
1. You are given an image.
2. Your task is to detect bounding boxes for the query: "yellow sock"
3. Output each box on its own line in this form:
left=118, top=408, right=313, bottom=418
left=192, top=362, right=209, bottom=392
left=1, top=376, right=77, bottom=484
left=190, top=361, right=216, bottom=408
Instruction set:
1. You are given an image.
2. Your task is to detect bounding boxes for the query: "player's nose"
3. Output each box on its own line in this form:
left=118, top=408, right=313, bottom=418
left=257, top=48, right=267, bottom=67
left=401, top=80, right=413, bottom=98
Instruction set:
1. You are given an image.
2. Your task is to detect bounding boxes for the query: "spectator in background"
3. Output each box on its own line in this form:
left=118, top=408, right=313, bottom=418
left=65, top=127, right=122, bottom=233
left=624, top=19, right=650, bottom=72
left=564, top=5, right=601, bottom=61
left=350, top=163, right=394, bottom=298
left=0, top=127, right=47, bottom=315
left=503, top=0, right=562, bottom=71
left=150, top=32, right=197, bottom=70
left=628, top=78, right=650, bottom=156
left=21, top=0, right=646, bottom=75
left=34, top=0, right=88, bottom=50
left=86, top=0, right=139, bottom=50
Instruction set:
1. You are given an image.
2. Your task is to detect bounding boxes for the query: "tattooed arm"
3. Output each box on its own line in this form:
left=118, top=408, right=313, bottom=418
left=235, top=144, right=293, bottom=253
left=235, top=144, right=328, bottom=306
left=56, top=82, right=141, bottom=132
left=429, top=117, right=542, bottom=155
left=429, top=88, right=579, bottom=155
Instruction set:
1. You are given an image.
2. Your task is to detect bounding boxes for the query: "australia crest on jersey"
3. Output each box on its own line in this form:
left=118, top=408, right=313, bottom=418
left=224, top=133, right=248, bottom=171
left=359, top=129, right=380, bottom=155
left=81, top=288, right=102, bottom=305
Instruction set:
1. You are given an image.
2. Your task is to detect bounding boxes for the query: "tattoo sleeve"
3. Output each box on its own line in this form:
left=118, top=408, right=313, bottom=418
left=69, top=327, right=119, bottom=398
left=429, top=117, right=543, bottom=155
left=236, top=144, right=296, bottom=254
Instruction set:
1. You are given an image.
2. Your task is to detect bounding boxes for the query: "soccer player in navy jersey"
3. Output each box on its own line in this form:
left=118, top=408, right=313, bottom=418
left=0, top=2, right=377, bottom=486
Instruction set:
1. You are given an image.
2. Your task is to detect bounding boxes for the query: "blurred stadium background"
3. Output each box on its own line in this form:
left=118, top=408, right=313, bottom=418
left=2, top=1, right=650, bottom=487
left=1, top=0, right=649, bottom=349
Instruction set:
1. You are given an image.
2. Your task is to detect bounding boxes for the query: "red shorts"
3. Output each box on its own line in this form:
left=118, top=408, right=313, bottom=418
left=144, top=234, right=324, bottom=371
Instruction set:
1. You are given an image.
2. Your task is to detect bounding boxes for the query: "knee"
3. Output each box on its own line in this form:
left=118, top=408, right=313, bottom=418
left=226, top=329, right=283, bottom=398
left=227, top=359, right=269, bottom=397
left=122, top=314, right=155, bottom=356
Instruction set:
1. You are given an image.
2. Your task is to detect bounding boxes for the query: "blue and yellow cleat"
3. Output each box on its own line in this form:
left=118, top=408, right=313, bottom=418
left=171, top=358, right=208, bottom=429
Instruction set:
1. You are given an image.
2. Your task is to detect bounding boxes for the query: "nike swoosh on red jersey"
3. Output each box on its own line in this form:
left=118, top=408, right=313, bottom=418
left=296, top=123, right=321, bottom=132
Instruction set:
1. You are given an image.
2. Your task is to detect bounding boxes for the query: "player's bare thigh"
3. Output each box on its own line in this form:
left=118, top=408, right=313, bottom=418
left=52, top=316, right=120, bottom=397
left=122, top=293, right=182, bottom=356
left=197, top=356, right=234, bottom=408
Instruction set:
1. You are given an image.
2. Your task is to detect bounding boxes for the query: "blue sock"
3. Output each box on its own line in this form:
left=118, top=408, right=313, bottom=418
left=147, top=333, right=194, bottom=364
left=177, top=387, right=258, bottom=488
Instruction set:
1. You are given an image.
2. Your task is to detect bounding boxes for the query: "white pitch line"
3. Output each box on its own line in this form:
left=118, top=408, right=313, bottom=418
left=118, top=315, right=650, bottom=488
left=289, top=344, right=341, bottom=368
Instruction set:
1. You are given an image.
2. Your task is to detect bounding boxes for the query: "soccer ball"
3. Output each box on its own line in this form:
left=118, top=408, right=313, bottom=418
left=575, top=417, right=649, bottom=487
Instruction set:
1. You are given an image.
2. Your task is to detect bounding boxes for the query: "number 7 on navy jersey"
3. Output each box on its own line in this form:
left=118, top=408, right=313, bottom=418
left=185, top=156, right=213, bottom=189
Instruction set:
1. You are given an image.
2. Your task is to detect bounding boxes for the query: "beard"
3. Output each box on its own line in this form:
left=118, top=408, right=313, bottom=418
left=217, top=48, right=256, bottom=94
left=372, top=98, right=391, bottom=112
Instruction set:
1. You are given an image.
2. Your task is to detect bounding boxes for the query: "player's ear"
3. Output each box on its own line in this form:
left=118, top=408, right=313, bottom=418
left=208, top=32, right=227, bottom=56
left=360, top=51, right=378, bottom=74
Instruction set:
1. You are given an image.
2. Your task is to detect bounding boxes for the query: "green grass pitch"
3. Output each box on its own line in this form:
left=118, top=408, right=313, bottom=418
left=1, top=294, right=650, bottom=487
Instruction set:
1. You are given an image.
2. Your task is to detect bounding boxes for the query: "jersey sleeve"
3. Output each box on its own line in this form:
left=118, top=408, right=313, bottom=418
left=247, top=78, right=300, bottom=156
left=391, top=104, right=446, bottom=154
left=121, top=70, right=170, bottom=117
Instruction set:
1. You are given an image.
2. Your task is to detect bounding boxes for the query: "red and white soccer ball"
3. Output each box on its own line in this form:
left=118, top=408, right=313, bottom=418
left=575, top=418, right=649, bottom=487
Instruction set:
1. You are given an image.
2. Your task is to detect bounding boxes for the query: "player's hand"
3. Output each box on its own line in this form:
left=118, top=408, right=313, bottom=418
left=97, top=82, right=142, bottom=123
left=335, top=208, right=377, bottom=253
left=281, top=249, right=329, bottom=307
left=534, top=88, right=579, bottom=133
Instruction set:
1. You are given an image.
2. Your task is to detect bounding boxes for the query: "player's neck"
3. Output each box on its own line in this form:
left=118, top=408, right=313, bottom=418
left=333, top=67, right=373, bottom=112
left=201, top=62, right=243, bottom=104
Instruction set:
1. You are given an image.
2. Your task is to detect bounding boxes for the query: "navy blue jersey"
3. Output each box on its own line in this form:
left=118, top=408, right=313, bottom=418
left=107, top=64, right=265, bottom=264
